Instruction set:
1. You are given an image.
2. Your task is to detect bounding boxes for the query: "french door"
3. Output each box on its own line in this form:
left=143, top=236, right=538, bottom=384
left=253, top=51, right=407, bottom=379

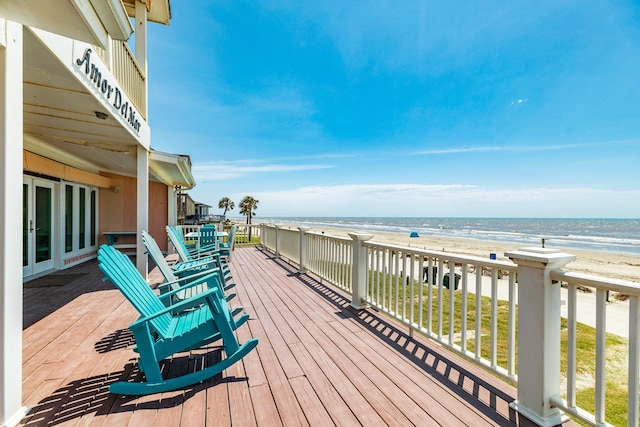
left=23, top=178, right=56, bottom=277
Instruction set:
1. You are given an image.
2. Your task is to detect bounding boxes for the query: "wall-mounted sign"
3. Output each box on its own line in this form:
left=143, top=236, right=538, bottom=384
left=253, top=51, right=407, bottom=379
left=75, top=48, right=142, bottom=133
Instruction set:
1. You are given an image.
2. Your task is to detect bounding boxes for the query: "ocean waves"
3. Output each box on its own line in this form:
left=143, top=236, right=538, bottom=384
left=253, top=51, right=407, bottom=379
left=258, top=217, right=640, bottom=255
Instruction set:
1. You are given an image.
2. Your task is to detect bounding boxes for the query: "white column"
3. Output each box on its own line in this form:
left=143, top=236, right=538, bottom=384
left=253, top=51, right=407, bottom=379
left=505, top=247, right=576, bottom=427
left=167, top=186, right=177, bottom=226
left=0, top=20, right=29, bottom=426
left=166, top=186, right=177, bottom=252
left=136, top=146, right=148, bottom=277
left=134, top=0, right=148, bottom=117
left=349, top=233, right=373, bottom=310
left=298, top=226, right=310, bottom=274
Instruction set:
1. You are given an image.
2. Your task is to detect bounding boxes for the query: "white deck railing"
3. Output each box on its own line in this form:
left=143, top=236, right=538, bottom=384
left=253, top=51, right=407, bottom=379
left=363, top=240, right=518, bottom=381
left=260, top=224, right=640, bottom=427
left=548, top=271, right=640, bottom=427
left=307, top=232, right=352, bottom=291
left=93, top=40, right=147, bottom=119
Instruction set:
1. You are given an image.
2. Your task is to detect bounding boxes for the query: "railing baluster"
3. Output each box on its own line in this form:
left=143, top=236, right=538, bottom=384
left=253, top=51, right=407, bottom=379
left=427, top=258, right=433, bottom=336
left=595, top=288, right=607, bottom=424
left=400, top=252, right=405, bottom=319
left=475, top=264, right=482, bottom=360
left=629, top=295, right=639, bottom=427
left=437, top=258, right=444, bottom=340
left=507, top=270, right=516, bottom=378
left=409, top=254, right=415, bottom=325
left=448, top=268, right=455, bottom=346
left=392, top=250, right=398, bottom=313
left=461, top=263, right=468, bottom=353
left=418, top=257, right=424, bottom=330
left=491, top=268, right=498, bottom=368
left=567, top=282, right=577, bottom=409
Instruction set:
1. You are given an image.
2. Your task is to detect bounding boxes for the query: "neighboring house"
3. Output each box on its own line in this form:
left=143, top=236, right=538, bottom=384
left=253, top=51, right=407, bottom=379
left=195, top=201, right=212, bottom=220
left=177, top=192, right=197, bottom=223
left=0, top=1, right=195, bottom=424
left=180, top=199, right=214, bottom=224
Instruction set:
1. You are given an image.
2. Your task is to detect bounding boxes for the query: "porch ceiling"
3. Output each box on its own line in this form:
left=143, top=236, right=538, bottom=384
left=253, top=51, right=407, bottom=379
left=23, top=26, right=142, bottom=178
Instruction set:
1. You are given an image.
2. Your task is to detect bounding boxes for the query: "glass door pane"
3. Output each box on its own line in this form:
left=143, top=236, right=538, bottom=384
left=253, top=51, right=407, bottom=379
left=65, top=185, right=73, bottom=252
left=35, top=185, right=52, bottom=263
left=79, top=188, right=86, bottom=249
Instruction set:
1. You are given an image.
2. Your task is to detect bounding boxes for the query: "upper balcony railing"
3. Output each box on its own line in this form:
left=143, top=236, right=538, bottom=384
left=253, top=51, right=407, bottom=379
left=261, top=223, right=640, bottom=427
left=94, top=40, right=146, bottom=119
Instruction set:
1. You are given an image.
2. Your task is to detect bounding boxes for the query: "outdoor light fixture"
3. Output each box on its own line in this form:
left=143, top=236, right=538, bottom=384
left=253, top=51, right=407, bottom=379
left=111, top=186, right=119, bottom=193
left=95, top=111, right=109, bottom=120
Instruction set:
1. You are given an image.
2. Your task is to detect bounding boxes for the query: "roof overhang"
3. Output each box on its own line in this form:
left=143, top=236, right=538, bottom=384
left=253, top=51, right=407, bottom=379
left=0, top=0, right=133, bottom=48
left=149, top=150, right=196, bottom=189
left=123, top=0, right=171, bottom=26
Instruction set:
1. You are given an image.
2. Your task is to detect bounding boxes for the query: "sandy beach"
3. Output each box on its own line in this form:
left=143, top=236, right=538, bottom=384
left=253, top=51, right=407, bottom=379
left=278, top=224, right=640, bottom=284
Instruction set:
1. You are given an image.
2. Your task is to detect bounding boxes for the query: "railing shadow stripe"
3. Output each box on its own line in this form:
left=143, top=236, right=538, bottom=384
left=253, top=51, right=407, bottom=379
left=258, top=247, right=523, bottom=426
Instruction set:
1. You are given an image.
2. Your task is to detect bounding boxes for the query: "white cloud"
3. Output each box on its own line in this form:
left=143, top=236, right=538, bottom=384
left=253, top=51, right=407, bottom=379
left=192, top=161, right=334, bottom=180
left=415, top=139, right=640, bottom=155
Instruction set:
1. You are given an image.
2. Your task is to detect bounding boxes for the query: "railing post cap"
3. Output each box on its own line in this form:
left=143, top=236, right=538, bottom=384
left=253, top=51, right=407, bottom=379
left=505, top=247, right=576, bottom=266
left=298, top=226, right=311, bottom=232
left=348, top=232, right=374, bottom=241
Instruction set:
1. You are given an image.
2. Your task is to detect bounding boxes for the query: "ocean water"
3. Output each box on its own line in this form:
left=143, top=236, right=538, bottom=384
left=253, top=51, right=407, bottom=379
left=257, top=217, right=640, bottom=255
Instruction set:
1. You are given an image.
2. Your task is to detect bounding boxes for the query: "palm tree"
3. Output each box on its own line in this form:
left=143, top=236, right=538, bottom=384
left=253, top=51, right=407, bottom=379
left=239, top=196, right=259, bottom=241
left=218, top=197, right=235, bottom=216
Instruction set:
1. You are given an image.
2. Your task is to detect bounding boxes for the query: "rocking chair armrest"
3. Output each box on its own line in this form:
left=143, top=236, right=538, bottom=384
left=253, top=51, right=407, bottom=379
left=157, top=269, right=222, bottom=300
left=168, top=266, right=220, bottom=284
left=190, top=248, right=220, bottom=259
left=157, top=267, right=217, bottom=295
left=188, top=244, right=220, bottom=255
left=132, top=287, right=223, bottom=326
left=171, top=257, right=217, bottom=273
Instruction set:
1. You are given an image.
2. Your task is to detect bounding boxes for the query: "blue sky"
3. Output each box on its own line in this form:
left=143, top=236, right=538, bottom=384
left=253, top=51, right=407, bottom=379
left=147, top=1, right=640, bottom=218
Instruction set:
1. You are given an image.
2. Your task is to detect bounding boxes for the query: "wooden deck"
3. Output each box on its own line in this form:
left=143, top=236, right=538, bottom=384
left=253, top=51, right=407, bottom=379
left=20, top=246, right=577, bottom=426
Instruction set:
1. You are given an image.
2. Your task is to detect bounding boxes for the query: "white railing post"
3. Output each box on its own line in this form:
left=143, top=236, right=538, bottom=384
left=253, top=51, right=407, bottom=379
left=274, top=225, right=281, bottom=258
left=260, top=223, right=265, bottom=245
left=349, top=233, right=373, bottom=310
left=298, top=227, right=310, bottom=274
left=505, top=247, right=576, bottom=427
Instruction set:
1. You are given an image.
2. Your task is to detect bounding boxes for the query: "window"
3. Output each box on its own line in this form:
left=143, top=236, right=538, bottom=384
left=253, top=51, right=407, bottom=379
left=90, top=190, right=97, bottom=246
left=79, top=188, right=86, bottom=249
left=65, top=185, right=73, bottom=252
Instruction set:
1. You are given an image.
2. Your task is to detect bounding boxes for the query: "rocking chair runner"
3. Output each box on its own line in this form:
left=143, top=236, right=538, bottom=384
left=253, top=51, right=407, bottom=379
left=97, top=245, right=258, bottom=395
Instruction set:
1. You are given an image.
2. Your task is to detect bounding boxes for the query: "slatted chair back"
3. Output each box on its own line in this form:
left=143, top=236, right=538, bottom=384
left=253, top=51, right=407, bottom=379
left=174, top=225, right=185, bottom=240
left=166, top=225, right=193, bottom=262
left=97, top=245, right=172, bottom=337
left=142, top=230, right=177, bottom=282
left=228, top=225, right=236, bottom=249
left=199, top=224, right=217, bottom=248
left=220, top=225, right=237, bottom=261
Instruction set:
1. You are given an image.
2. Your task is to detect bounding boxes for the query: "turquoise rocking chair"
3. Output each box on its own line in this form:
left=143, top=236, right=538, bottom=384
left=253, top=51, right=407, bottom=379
left=97, top=245, right=258, bottom=395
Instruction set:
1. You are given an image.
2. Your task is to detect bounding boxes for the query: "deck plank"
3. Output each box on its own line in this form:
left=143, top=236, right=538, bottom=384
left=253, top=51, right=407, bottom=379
left=19, top=249, right=580, bottom=427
